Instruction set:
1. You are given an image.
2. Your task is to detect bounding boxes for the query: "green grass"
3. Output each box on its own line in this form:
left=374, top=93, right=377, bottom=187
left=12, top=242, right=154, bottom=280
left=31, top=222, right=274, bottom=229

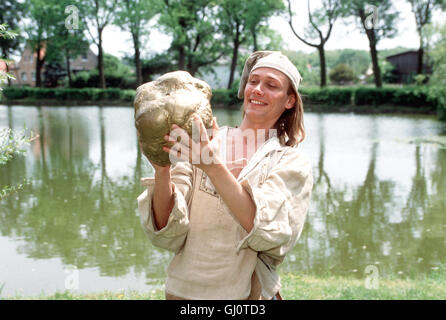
left=280, top=271, right=446, bottom=300
left=1, top=289, right=166, bottom=300
left=3, top=268, right=446, bottom=300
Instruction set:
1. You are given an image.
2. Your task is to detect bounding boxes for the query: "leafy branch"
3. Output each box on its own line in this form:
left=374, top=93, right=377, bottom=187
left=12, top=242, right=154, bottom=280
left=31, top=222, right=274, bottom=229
left=0, top=126, right=38, bottom=200
left=0, top=24, right=18, bottom=97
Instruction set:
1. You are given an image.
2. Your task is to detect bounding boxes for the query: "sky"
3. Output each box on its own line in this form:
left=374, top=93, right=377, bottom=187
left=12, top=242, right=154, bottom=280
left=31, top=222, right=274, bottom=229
left=96, top=0, right=446, bottom=60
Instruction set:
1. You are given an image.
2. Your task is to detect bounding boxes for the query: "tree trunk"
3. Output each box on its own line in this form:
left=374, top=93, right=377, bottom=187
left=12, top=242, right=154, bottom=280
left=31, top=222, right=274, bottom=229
left=98, top=29, right=106, bottom=89
left=360, top=10, right=382, bottom=88
left=65, top=48, right=72, bottom=88
left=228, top=26, right=241, bottom=89
left=189, top=67, right=197, bottom=77
left=6, top=59, right=12, bottom=87
left=133, top=33, right=142, bottom=87
left=1, top=47, right=12, bottom=86
left=178, top=45, right=185, bottom=70
left=252, top=27, right=258, bottom=52
left=365, top=29, right=382, bottom=88
left=417, top=47, right=424, bottom=75
left=318, top=44, right=327, bottom=88
left=35, top=41, right=44, bottom=88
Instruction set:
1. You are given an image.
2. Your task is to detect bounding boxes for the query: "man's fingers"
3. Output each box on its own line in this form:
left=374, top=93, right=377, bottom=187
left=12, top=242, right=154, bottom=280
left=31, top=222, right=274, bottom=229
left=169, top=126, right=191, bottom=149
left=193, top=115, right=210, bottom=143
left=210, top=117, right=219, bottom=140
left=167, top=143, right=190, bottom=163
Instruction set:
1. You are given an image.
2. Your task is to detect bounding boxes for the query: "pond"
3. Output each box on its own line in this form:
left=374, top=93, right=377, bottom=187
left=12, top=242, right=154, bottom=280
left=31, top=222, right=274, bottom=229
left=1, top=105, right=445, bottom=297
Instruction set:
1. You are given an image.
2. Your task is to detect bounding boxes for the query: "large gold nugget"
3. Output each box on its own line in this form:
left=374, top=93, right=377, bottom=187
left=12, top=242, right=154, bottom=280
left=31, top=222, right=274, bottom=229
left=134, top=71, right=214, bottom=166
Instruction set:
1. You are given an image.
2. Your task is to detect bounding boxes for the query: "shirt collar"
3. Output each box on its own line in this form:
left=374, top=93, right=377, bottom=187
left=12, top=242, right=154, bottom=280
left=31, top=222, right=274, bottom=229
left=218, top=126, right=283, bottom=181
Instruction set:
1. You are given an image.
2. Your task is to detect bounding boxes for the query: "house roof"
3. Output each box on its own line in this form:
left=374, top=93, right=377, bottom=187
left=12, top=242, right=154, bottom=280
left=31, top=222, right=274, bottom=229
left=386, top=50, right=419, bottom=60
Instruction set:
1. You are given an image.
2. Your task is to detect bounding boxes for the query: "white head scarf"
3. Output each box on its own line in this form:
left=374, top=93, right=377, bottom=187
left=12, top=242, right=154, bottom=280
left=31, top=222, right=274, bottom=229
left=237, top=51, right=303, bottom=99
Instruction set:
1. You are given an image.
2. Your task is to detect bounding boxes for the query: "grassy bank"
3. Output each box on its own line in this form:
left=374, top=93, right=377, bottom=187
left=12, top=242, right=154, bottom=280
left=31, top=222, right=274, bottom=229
left=3, top=268, right=445, bottom=300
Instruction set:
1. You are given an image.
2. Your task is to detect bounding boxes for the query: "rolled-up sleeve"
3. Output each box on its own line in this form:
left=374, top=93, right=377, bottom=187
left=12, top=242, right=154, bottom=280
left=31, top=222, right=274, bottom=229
left=137, top=161, right=194, bottom=253
left=237, top=149, right=313, bottom=261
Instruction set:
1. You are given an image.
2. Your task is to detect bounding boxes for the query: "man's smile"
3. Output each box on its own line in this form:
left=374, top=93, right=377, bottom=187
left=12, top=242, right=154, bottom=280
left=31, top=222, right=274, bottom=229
left=249, top=98, right=267, bottom=106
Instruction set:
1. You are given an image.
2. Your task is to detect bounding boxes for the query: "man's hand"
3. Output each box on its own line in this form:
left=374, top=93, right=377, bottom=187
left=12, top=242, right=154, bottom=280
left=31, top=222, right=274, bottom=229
left=162, top=115, right=222, bottom=174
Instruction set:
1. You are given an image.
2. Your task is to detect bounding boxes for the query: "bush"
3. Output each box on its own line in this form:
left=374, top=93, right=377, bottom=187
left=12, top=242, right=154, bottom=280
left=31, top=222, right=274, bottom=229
left=429, top=86, right=446, bottom=120
left=211, top=89, right=239, bottom=106
left=71, top=70, right=136, bottom=89
left=1, top=86, right=440, bottom=116
left=353, top=86, right=437, bottom=111
left=392, top=86, right=436, bottom=110
left=300, top=87, right=354, bottom=105
left=1, top=87, right=32, bottom=99
left=211, top=80, right=240, bottom=106
left=354, top=87, right=395, bottom=105
left=2, top=87, right=136, bottom=102
left=69, top=53, right=136, bottom=89
left=329, top=64, right=356, bottom=85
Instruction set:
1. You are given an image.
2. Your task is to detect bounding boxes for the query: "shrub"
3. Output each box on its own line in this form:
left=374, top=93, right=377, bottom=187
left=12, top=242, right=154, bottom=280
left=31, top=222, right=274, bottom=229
left=71, top=70, right=136, bottom=89
left=354, top=87, right=394, bottom=106
left=329, top=64, right=356, bottom=85
left=2, top=87, right=136, bottom=102
left=211, top=81, right=240, bottom=106
left=2, top=87, right=31, bottom=99
left=391, top=86, right=435, bottom=110
left=429, top=86, right=446, bottom=120
left=211, top=89, right=239, bottom=106
left=300, top=87, right=354, bottom=105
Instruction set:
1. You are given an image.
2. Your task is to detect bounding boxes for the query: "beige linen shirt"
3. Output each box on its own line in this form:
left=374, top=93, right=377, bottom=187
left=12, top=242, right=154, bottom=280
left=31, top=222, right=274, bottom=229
left=137, top=126, right=313, bottom=300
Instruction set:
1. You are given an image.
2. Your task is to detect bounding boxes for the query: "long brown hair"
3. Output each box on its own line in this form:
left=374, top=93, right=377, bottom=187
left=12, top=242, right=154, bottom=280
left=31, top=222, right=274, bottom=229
left=274, top=87, right=305, bottom=147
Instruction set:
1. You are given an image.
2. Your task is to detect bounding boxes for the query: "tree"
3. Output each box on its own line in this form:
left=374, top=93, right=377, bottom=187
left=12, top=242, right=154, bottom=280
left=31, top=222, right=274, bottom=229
left=219, top=0, right=285, bottom=89
left=0, top=24, right=17, bottom=94
left=70, top=53, right=135, bottom=88
left=59, top=31, right=90, bottom=88
left=407, top=0, right=446, bottom=74
left=246, top=0, right=285, bottom=52
left=0, top=1, right=24, bottom=86
left=115, top=0, right=161, bottom=87
left=288, top=0, right=342, bottom=87
left=139, top=53, right=174, bottom=82
left=82, top=0, right=118, bottom=88
left=159, top=0, right=228, bottom=76
left=24, top=0, right=89, bottom=88
left=341, top=0, right=399, bottom=88
left=0, top=25, right=34, bottom=199
left=24, top=0, right=61, bottom=87
left=428, top=23, right=446, bottom=120
left=41, top=0, right=89, bottom=88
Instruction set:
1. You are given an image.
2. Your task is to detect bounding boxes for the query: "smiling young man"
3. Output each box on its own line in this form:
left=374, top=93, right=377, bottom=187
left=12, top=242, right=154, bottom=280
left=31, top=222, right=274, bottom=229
left=137, top=51, right=313, bottom=300
left=243, top=67, right=296, bottom=128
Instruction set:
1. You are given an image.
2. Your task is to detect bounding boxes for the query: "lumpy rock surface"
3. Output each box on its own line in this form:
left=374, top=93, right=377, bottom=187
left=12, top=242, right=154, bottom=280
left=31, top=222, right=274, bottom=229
left=134, top=71, right=213, bottom=166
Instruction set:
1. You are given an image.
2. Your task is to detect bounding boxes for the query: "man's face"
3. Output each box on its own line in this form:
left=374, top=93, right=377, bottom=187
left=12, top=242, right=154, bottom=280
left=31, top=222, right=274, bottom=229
left=243, top=67, right=295, bottom=126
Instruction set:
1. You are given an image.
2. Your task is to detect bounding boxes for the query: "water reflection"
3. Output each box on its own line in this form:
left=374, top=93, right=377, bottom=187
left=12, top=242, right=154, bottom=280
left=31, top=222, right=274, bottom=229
left=284, top=114, right=446, bottom=278
left=0, top=106, right=445, bottom=295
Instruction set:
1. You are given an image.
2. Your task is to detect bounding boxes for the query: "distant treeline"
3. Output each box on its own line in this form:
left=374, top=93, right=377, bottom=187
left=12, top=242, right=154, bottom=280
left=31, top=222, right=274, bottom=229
left=2, top=86, right=441, bottom=118
left=1, top=0, right=445, bottom=90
